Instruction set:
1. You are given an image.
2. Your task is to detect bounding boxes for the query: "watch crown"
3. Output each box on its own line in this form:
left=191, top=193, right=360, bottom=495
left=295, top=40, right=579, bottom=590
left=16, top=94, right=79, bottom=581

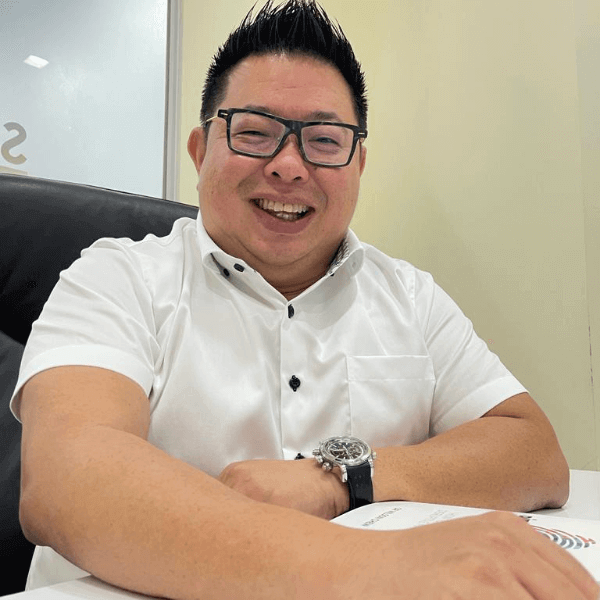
left=322, top=463, right=333, bottom=472
left=372, top=451, right=377, bottom=460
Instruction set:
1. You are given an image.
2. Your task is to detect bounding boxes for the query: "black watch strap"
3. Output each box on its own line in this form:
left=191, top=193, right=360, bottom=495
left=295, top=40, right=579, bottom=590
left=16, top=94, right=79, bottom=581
left=346, top=462, right=373, bottom=511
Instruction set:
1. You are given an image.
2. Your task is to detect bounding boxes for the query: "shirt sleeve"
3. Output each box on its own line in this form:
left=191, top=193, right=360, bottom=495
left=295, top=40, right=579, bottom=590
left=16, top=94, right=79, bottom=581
left=10, top=238, right=159, bottom=421
left=413, top=269, right=527, bottom=436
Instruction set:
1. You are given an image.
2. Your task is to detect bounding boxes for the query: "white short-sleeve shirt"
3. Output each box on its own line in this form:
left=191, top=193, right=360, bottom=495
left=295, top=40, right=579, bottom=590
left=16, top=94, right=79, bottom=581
left=12, top=216, right=525, bottom=588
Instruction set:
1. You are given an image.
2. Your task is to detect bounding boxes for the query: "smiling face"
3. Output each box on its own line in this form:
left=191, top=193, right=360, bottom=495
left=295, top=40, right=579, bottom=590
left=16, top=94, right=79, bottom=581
left=187, top=53, right=366, bottom=298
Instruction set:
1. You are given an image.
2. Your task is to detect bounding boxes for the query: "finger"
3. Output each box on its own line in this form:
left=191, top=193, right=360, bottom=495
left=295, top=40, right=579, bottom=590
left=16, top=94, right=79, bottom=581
left=434, top=556, right=535, bottom=600
left=487, top=512, right=599, bottom=600
left=525, top=524, right=598, bottom=599
left=515, top=547, right=599, bottom=600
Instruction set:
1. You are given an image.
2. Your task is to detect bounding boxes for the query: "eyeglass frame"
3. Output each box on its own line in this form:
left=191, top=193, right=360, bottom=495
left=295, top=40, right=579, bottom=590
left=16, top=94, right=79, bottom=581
left=204, top=108, right=368, bottom=168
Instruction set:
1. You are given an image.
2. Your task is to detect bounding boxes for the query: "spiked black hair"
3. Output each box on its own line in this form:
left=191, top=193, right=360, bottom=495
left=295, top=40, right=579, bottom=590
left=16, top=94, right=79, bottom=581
left=200, top=0, right=367, bottom=130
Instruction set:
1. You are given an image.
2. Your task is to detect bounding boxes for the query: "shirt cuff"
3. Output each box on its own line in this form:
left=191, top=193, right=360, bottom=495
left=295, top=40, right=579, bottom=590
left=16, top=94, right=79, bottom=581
left=434, top=376, right=527, bottom=435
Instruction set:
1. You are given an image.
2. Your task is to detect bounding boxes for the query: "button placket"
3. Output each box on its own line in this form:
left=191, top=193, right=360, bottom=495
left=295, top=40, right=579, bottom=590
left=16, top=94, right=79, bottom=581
left=282, top=304, right=300, bottom=394
left=279, top=300, right=307, bottom=456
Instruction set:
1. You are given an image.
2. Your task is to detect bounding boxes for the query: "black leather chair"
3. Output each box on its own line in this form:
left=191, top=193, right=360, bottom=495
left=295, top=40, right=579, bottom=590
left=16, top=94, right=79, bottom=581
left=0, top=174, right=198, bottom=595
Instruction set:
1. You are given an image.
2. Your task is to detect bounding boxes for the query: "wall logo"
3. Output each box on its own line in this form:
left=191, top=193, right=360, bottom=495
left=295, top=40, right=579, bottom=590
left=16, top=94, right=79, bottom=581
left=1, top=122, right=28, bottom=175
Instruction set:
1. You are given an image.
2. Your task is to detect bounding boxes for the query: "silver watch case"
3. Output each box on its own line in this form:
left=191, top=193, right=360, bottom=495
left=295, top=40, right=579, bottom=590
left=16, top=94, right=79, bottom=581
left=312, top=436, right=376, bottom=483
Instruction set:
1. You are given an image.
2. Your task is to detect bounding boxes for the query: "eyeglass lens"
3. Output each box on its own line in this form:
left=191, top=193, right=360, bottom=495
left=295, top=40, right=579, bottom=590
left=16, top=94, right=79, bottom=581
left=229, top=112, right=355, bottom=166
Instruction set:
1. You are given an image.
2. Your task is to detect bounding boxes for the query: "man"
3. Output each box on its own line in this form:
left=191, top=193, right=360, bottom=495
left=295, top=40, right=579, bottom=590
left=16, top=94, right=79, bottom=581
left=12, top=1, right=598, bottom=599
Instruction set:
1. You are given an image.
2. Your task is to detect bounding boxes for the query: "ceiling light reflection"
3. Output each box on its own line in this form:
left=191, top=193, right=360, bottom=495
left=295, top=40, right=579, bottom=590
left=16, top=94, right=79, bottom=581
left=24, top=55, right=49, bottom=69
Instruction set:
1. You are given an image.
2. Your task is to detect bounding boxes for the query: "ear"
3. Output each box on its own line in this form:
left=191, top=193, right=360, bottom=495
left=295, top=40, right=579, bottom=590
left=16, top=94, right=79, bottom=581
left=187, top=127, right=207, bottom=174
left=358, top=143, right=367, bottom=176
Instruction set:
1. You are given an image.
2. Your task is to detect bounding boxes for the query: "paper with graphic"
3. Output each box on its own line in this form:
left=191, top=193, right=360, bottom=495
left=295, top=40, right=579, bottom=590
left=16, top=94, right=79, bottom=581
left=333, top=501, right=600, bottom=580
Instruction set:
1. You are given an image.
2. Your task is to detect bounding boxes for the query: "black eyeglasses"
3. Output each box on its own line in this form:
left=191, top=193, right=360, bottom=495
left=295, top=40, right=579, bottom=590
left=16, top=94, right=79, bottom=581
left=205, top=108, right=367, bottom=168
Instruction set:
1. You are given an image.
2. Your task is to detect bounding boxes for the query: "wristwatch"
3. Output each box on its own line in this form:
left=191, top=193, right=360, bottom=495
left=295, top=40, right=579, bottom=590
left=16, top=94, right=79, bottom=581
left=312, top=436, right=376, bottom=511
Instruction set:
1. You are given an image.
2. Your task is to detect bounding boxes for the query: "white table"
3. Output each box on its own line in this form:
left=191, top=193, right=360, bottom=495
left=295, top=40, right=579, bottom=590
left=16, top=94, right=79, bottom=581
left=7, top=469, right=600, bottom=600
left=4, top=578, right=153, bottom=600
left=540, top=468, right=600, bottom=520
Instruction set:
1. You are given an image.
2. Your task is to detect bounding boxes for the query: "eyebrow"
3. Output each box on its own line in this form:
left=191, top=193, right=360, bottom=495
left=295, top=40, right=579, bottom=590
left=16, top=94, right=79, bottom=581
left=241, top=104, right=343, bottom=122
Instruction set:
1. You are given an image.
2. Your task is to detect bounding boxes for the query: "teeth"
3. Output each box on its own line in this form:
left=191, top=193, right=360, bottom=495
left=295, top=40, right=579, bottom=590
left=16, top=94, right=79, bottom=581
left=255, top=198, right=309, bottom=214
left=277, top=212, right=301, bottom=221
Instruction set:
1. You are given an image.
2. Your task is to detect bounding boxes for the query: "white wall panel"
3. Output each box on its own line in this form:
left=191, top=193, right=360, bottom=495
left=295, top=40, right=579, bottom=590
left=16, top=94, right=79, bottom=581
left=1, top=0, right=168, bottom=197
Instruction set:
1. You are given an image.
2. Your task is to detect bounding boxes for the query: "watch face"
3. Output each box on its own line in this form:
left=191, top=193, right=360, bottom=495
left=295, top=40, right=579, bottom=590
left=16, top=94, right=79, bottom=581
left=321, top=436, right=370, bottom=467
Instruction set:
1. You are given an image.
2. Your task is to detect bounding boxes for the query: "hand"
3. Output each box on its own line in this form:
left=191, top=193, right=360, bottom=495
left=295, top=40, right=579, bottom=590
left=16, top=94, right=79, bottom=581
left=217, top=458, right=349, bottom=519
left=341, top=510, right=599, bottom=600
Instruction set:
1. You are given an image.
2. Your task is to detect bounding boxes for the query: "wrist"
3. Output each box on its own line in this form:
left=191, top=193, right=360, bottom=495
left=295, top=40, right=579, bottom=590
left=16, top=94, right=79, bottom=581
left=312, top=436, right=376, bottom=513
left=371, top=445, right=414, bottom=503
left=307, top=456, right=349, bottom=518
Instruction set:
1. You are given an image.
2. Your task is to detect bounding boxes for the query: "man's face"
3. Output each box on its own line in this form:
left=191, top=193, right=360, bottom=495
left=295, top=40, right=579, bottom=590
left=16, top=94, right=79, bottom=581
left=188, top=54, right=366, bottom=290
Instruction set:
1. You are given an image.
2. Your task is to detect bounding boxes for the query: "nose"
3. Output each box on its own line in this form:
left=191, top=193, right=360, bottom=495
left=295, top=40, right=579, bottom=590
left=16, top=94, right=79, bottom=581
left=264, top=134, right=309, bottom=183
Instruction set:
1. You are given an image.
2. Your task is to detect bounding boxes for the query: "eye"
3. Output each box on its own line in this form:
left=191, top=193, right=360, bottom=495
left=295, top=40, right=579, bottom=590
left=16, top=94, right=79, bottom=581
left=304, top=126, right=348, bottom=150
left=237, top=129, right=269, bottom=137
left=230, top=114, right=280, bottom=139
left=312, top=136, right=340, bottom=146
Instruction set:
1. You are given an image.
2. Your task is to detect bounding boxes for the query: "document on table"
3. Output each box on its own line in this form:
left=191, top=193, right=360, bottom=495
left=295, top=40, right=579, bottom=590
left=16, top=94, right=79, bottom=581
left=333, top=501, right=600, bottom=581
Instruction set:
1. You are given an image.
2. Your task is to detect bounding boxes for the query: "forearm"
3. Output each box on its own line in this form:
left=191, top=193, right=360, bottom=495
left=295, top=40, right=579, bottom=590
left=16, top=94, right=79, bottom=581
left=20, top=412, right=596, bottom=600
left=373, top=395, right=569, bottom=512
left=20, top=424, right=351, bottom=600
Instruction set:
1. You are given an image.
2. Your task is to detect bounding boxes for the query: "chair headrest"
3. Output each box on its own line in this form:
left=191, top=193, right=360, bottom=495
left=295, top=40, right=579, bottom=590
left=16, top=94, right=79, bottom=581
left=0, top=174, right=198, bottom=344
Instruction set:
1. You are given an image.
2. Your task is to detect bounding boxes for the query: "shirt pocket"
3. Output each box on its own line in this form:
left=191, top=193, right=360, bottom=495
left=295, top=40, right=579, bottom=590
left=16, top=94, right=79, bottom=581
left=346, top=355, right=435, bottom=446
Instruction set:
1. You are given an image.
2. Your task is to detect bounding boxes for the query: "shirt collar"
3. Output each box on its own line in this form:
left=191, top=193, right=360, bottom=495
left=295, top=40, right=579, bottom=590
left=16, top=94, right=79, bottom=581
left=326, top=231, right=364, bottom=277
left=195, top=213, right=364, bottom=291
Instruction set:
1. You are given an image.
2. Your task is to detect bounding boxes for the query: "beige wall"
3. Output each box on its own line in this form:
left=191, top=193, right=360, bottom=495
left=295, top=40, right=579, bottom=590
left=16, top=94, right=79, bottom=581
left=578, top=0, right=600, bottom=471
left=179, top=0, right=599, bottom=470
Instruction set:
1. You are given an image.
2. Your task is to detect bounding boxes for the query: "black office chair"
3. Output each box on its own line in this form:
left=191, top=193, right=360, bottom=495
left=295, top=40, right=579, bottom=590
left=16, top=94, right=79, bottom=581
left=0, top=174, right=198, bottom=595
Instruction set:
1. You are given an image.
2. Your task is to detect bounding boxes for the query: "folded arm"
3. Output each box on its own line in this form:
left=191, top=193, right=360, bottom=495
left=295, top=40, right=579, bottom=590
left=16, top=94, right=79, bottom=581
left=21, top=369, right=590, bottom=600
left=374, top=391, right=569, bottom=511
left=220, top=393, right=569, bottom=516
left=19, top=366, right=348, bottom=600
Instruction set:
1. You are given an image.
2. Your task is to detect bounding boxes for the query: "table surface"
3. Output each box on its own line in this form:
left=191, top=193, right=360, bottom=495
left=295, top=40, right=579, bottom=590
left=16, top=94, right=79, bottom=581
left=539, top=468, right=600, bottom=520
left=7, top=469, right=600, bottom=600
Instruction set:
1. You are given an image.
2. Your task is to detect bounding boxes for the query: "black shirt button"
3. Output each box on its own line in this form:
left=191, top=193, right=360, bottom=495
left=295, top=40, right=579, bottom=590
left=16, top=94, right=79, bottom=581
left=223, top=268, right=230, bottom=277
left=234, top=263, right=245, bottom=272
left=288, top=304, right=295, bottom=318
left=289, top=376, right=301, bottom=392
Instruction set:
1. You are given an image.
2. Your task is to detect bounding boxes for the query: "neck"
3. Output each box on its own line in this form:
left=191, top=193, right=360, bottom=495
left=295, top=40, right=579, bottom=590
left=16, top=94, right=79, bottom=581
left=272, top=275, right=324, bottom=301
left=261, top=240, right=345, bottom=300
left=262, top=260, right=329, bottom=301
left=203, top=226, right=346, bottom=301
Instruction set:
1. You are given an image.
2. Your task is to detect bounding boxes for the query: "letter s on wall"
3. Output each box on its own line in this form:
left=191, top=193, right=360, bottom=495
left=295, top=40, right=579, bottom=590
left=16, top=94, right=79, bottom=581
left=2, top=122, right=27, bottom=165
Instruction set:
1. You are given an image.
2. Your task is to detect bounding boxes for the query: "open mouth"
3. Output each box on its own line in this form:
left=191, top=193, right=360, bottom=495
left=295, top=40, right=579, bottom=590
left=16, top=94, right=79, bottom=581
left=252, top=198, right=312, bottom=222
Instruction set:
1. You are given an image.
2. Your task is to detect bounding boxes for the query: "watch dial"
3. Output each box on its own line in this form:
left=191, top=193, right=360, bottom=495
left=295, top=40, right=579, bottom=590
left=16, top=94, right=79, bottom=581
left=323, top=437, right=369, bottom=465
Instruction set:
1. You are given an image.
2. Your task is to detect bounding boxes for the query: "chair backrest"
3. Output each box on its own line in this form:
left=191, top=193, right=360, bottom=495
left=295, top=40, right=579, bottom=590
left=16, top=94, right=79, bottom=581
left=0, top=174, right=198, bottom=595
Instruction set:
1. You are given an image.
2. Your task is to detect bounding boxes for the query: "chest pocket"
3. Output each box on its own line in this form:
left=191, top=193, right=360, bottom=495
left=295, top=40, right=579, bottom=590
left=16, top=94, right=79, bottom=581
left=346, top=355, right=435, bottom=447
